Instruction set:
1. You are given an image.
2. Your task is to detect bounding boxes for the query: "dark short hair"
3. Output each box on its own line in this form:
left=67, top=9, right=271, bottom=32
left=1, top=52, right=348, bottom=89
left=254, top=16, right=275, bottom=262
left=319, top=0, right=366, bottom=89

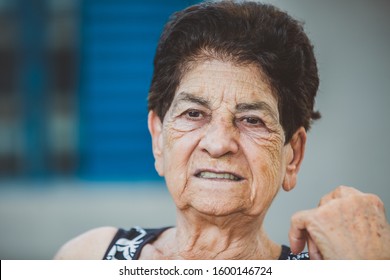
left=148, top=0, right=320, bottom=143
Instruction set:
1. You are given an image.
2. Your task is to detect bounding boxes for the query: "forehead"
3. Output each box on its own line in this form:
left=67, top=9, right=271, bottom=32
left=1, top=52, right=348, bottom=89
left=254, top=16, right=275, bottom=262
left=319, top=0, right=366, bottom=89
left=175, top=60, right=277, bottom=107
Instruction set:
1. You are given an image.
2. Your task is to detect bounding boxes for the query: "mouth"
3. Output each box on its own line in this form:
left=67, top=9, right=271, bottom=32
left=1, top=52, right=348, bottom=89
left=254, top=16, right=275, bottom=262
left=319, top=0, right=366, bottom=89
left=195, top=170, right=243, bottom=181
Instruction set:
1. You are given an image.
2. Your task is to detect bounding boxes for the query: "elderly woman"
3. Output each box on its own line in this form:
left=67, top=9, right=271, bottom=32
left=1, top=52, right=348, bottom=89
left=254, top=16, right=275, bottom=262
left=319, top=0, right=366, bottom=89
left=55, top=1, right=390, bottom=260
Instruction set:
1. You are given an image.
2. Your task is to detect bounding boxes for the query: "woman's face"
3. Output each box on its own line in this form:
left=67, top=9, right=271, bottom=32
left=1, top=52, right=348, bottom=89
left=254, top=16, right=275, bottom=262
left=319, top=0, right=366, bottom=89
left=149, top=60, right=302, bottom=217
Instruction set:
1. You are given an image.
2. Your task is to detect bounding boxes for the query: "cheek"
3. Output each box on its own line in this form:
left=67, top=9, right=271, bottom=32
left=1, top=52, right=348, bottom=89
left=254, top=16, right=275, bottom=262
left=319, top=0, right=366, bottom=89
left=246, top=132, right=284, bottom=170
left=246, top=148, right=284, bottom=216
left=163, top=117, right=203, bottom=150
left=244, top=134, right=285, bottom=193
left=162, top=124, right=202, bottom=197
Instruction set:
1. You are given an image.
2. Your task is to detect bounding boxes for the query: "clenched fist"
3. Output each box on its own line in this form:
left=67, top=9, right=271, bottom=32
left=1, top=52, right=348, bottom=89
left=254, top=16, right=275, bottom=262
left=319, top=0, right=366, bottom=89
left=289, top=186, right=390, bottom=259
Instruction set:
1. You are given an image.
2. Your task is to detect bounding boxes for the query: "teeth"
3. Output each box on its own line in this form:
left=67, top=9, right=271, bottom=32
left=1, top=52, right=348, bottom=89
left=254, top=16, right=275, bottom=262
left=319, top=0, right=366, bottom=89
left=198, top=172, right=240, bottom=181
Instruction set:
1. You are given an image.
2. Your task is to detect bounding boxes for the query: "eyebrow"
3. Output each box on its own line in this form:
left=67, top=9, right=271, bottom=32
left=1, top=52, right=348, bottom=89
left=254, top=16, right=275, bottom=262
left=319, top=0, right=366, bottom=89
left=173, top=92, right=210, bottom=108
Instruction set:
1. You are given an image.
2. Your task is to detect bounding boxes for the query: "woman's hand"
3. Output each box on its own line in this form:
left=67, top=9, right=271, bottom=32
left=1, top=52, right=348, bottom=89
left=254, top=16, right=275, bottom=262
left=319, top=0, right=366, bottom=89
left=289, top=186, right=390, bottom=259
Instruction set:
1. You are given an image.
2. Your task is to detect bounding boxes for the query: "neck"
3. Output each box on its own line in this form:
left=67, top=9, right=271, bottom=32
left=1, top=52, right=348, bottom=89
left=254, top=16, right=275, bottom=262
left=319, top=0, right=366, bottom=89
left=167, top=208, right=280, bottom=259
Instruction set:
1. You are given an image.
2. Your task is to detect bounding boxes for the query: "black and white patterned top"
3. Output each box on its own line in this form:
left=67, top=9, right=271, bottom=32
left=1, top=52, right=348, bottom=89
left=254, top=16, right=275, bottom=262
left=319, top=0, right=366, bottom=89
left=103, top=226, right=309, bottom=260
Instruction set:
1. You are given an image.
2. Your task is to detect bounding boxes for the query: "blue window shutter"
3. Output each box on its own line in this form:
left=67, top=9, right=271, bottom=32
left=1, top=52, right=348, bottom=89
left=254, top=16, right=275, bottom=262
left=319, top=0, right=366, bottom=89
left=79, top=0, right=197, bottom=181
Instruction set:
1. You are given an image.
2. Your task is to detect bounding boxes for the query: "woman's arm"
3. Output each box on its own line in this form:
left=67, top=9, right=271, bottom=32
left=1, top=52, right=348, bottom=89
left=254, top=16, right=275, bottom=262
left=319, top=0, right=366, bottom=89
left=54, top=227, right=118, bottom=260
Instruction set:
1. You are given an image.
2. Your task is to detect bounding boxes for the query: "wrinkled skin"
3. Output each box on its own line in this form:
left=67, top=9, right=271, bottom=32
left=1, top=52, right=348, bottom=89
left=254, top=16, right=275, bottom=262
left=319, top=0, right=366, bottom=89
left=289, top=186, right=390, bottom=259
left=148, top=59, right=306, bottom=259
left=150, top=60, right=297, bottom=218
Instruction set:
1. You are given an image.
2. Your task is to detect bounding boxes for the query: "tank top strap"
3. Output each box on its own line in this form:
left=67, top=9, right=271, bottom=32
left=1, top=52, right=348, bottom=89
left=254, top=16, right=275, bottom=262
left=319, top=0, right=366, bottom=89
left=103, top=226, right=171, bottom=260
left=104, top=227, right=309, bottom=260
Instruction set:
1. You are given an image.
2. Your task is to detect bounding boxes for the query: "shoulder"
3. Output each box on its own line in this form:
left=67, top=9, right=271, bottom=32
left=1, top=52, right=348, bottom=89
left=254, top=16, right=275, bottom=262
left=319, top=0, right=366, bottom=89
left=54, top=226, right=118, bottom=259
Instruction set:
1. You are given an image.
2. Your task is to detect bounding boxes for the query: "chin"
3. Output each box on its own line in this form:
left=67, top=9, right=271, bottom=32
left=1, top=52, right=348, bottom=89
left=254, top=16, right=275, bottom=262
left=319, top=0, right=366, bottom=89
left=189, top=198, right=248, bottom=217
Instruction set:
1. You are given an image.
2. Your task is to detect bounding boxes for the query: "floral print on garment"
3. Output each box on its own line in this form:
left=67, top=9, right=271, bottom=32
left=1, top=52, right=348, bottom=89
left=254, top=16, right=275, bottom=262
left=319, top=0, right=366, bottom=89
left=103, top=226, right=310, bottom=260
left=104, top=226, right=147, bottom=260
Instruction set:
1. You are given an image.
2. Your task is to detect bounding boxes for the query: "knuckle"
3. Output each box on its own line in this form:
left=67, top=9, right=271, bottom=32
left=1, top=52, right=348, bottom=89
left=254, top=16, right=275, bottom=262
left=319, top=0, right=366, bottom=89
left=334, top=185, right=362, bottom=197
left=291, top=210, right=312, bottom=226
left=336, top=185, right=352, bottom=193
left=366, top=193, right=384, bottom=210
left=290, top=212, right=300, bottom=224
left=318, top=195, right=329, bottom=206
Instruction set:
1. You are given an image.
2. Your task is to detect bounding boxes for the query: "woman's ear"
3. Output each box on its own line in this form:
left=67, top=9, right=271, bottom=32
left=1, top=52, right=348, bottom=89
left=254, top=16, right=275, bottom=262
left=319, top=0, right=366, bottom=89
left=148, top=110, right=164, bottom=176
left=282, top=127, right=307, bottom=192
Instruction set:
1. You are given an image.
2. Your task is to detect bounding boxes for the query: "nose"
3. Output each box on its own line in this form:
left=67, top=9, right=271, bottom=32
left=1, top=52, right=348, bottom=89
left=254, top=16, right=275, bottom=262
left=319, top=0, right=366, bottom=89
left=198, top=117, right=239, bottom=158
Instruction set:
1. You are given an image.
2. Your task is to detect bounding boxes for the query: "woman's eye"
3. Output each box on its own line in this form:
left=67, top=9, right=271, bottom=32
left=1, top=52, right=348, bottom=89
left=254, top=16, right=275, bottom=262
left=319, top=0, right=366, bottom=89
left=240, top=117, right=267, bottom=128
left=185, top=110, right=203, bottom=120
left=243, top=117, right=264, bottom=126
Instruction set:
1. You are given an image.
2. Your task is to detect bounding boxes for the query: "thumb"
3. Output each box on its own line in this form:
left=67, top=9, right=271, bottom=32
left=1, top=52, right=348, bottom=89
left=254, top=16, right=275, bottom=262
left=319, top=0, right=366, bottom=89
left=289, top=209, right=313, bottom=254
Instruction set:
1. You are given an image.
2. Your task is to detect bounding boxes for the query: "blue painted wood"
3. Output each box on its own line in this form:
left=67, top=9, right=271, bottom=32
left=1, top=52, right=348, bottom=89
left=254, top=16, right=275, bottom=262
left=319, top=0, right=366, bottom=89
left=79, top=0, right=197, bottom=181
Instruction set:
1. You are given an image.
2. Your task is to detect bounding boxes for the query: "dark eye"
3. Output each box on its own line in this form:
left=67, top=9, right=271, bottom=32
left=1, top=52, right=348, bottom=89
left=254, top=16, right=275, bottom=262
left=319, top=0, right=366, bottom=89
left=188, top=110, right=201, bottom=118
left=184, top=109, right=204, bottom=120
left=243, top=117, right=264, bottom=126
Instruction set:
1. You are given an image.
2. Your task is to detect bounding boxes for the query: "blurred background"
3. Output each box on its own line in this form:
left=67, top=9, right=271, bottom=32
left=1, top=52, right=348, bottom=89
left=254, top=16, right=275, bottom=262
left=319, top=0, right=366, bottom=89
left=0, top=0, right=389, bottom=259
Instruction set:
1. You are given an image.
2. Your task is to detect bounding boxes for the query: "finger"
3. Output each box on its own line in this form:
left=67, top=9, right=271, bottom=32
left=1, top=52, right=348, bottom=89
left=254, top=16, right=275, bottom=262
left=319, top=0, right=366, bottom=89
left=318, top=185, right=362, bottom=206
left=289, top=228, right=307, bottom=255
left=307, top=234, right=323, bottom=260
left=289, top=210, right=311, bottom=254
